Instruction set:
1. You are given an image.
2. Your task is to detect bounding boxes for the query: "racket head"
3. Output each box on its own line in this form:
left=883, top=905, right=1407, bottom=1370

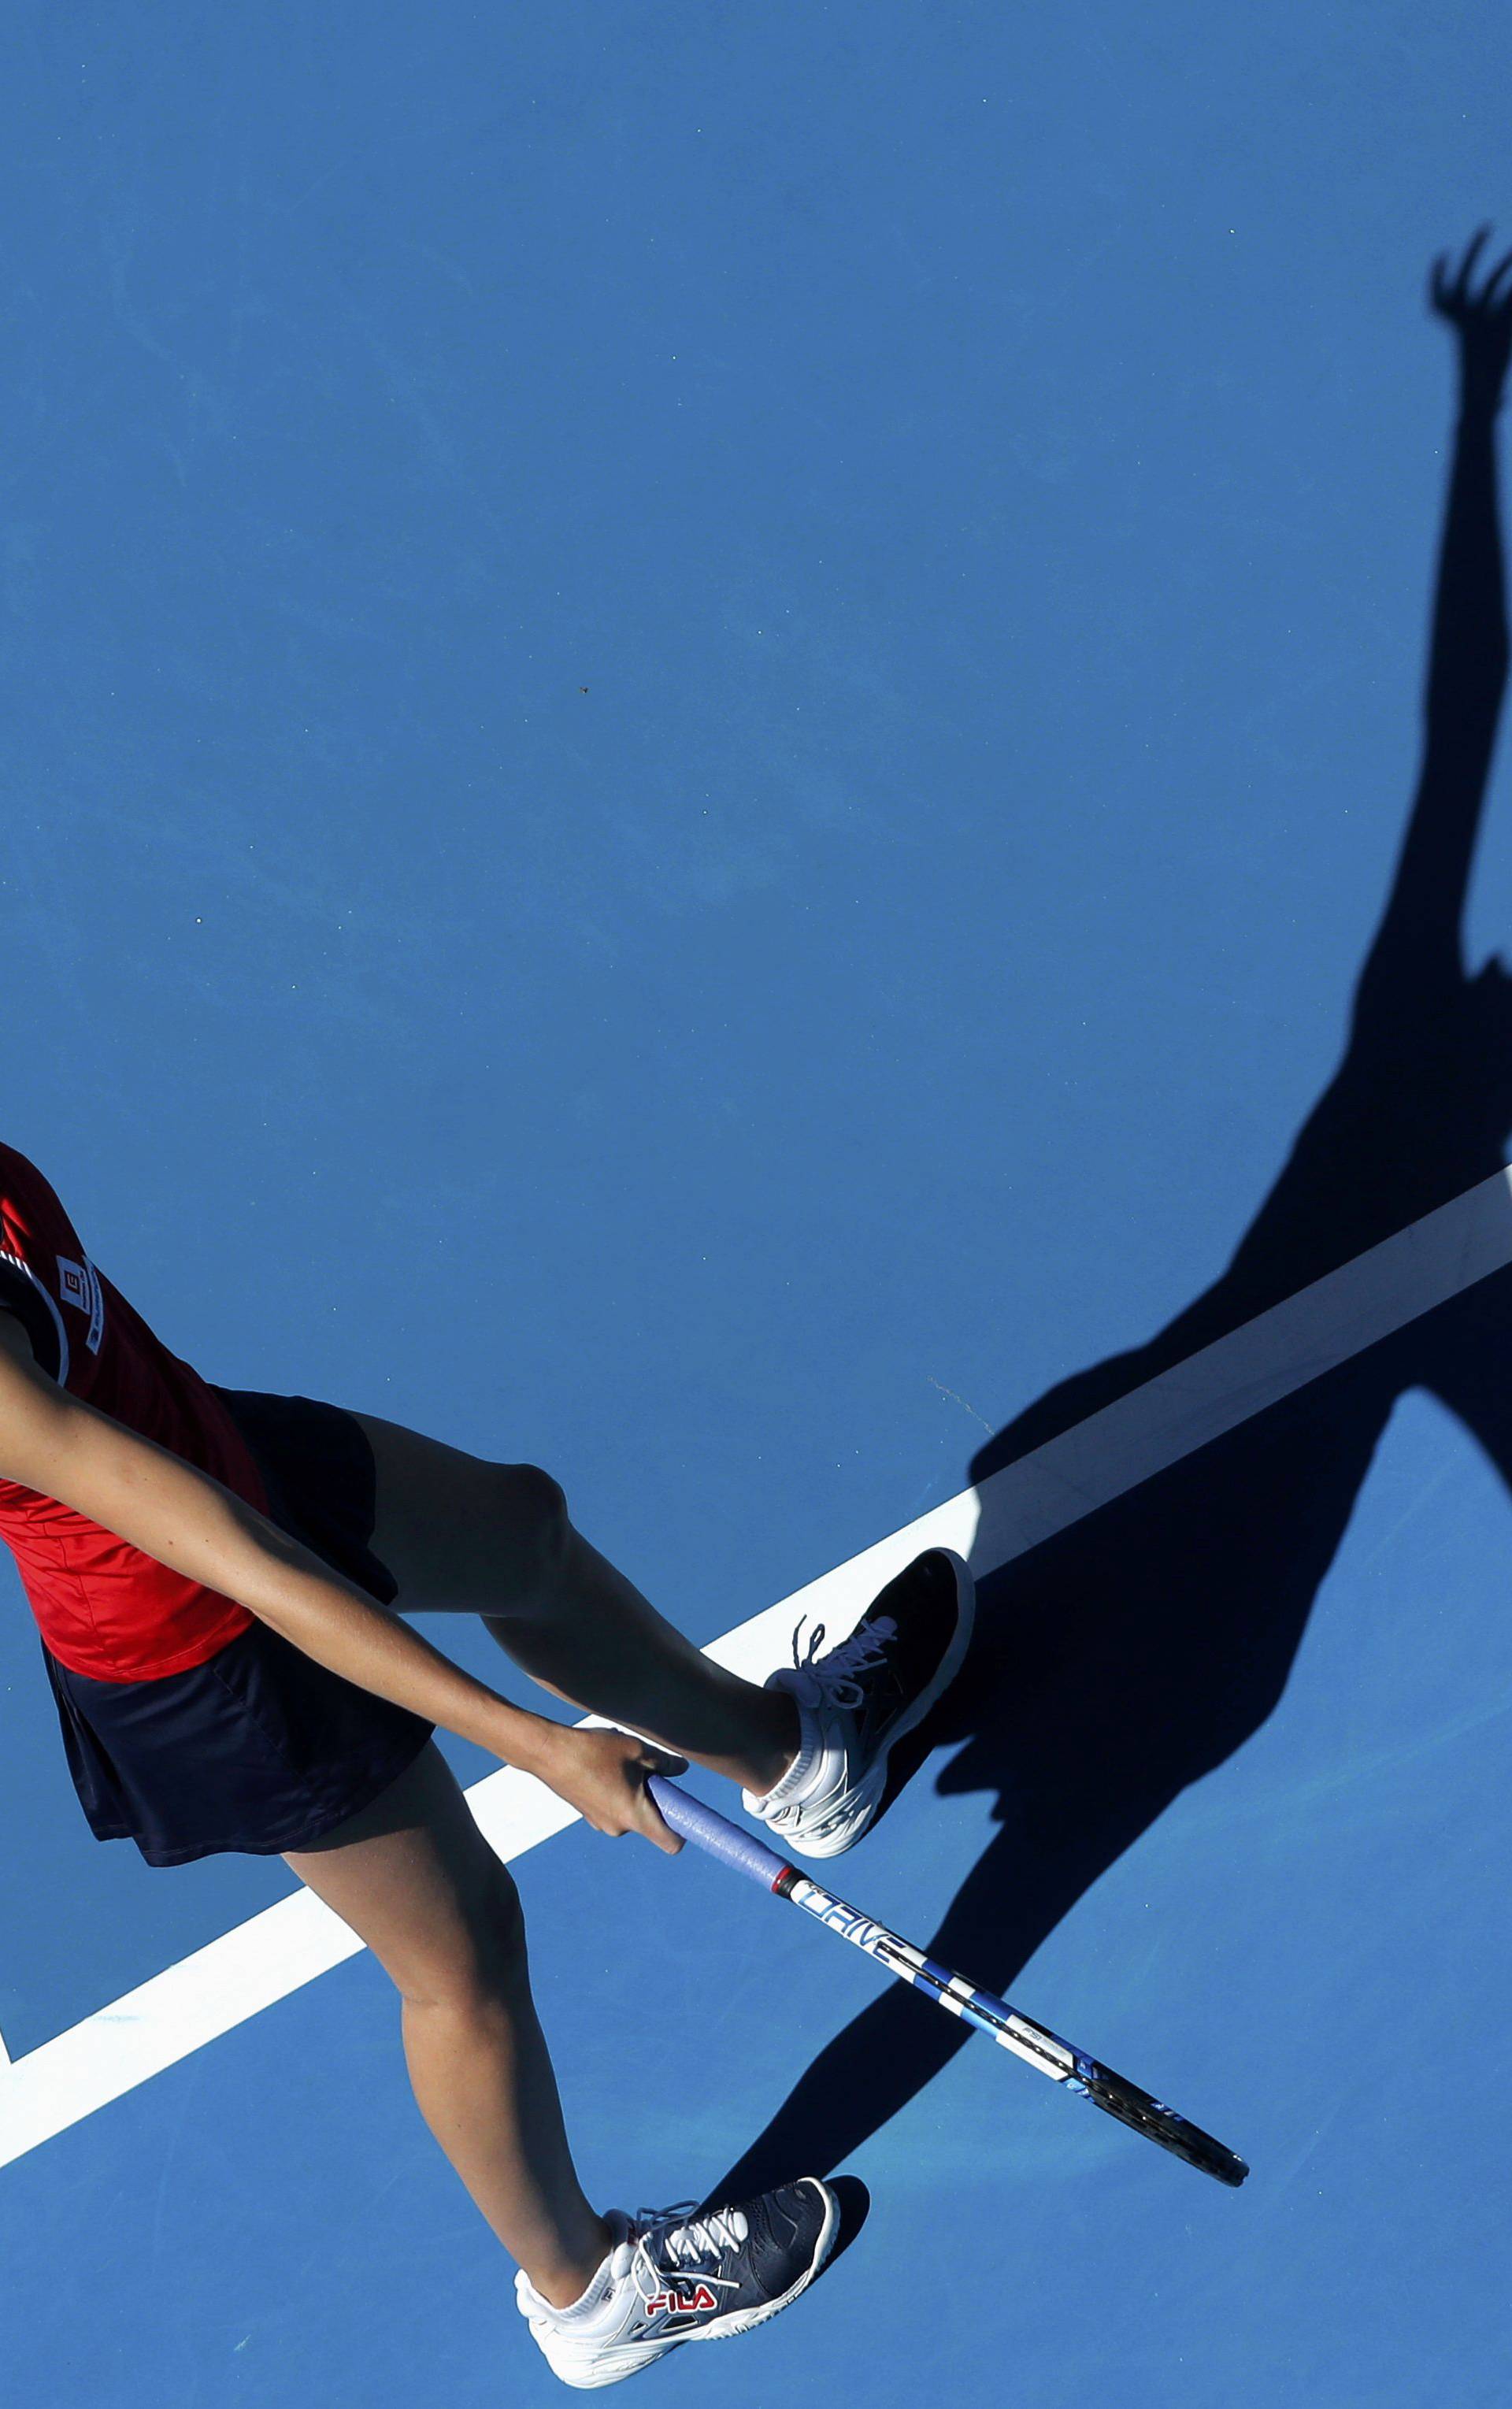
left=1079, top=2061, right=1249, bottom=2186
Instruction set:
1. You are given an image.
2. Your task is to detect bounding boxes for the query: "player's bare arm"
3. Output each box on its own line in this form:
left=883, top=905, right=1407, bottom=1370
left=0, top=1310, right=682, bottom=1851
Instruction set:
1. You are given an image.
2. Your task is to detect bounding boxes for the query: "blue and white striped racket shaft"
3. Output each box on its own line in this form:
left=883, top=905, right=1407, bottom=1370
left=781, top=1869, right=1084, bottom=2082
left=647, top=1776, right=1248, bottom=2187
left=642, top=1777, right=1079, bottom=2077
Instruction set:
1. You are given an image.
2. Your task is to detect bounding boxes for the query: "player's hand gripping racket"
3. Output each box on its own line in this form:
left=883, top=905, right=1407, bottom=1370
left=647, top=1777, right=1248, bottom=2188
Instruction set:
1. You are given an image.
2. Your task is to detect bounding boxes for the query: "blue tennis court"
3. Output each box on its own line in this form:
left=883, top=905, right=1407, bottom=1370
left=4, top=6, right=1511, bottom=2401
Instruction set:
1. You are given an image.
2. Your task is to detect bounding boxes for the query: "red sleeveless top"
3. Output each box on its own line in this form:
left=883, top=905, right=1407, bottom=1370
left=0, top=1143, right=269, bottom=1681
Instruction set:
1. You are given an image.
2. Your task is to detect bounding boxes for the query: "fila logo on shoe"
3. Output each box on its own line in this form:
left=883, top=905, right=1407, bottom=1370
left=647, top=2283, right=719, bottom=2316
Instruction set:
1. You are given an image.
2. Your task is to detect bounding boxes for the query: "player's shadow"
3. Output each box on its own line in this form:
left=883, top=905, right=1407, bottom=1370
left=710, top=301, right=1512, bottom=2204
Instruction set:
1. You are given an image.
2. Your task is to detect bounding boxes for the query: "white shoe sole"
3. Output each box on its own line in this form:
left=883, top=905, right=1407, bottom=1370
left=533, top=2179, right=841, bottom=2389
left=776, top=1549, right=977, bottom=1860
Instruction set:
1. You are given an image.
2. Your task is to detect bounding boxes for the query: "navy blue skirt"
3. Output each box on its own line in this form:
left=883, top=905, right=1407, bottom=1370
left=43, top=1388, right=435, bottom=1867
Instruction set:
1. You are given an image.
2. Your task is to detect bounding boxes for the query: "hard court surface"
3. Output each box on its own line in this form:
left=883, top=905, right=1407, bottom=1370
left=2, top=10, right=1510, bottom=2404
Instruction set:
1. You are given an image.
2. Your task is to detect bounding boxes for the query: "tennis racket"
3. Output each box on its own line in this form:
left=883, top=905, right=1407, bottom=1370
left=647, top=1776, right=1248, bottom=2188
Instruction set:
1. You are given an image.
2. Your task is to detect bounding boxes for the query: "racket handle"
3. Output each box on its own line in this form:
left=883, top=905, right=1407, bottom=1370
left=647, top=1776, right=791, bottom=1890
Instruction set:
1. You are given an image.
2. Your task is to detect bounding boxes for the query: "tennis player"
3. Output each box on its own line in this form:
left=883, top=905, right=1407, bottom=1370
left=0, top=1140, right=974, bottom=2387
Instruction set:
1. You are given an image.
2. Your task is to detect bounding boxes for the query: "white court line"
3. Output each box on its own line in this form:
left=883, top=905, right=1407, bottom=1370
left=4, top=1163, right=1512, bottom=2170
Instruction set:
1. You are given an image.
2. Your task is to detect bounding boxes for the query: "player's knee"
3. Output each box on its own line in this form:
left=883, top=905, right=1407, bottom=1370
left=491, top=1461, right=570, bottom=1606
left=399, top=1870, right=528, bottom=2014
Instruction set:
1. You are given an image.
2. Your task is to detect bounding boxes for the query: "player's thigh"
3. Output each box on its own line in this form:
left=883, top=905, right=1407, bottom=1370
left=282, top=1741, right=525, bottom=2007
left=349, top=1408, right=566, bottom=1615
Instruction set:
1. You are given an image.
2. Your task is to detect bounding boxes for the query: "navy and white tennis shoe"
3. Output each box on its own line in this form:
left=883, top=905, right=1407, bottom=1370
left=743, top=1547, right=976, bottom=1859
left=515, top=2177, right=839, bottom=2388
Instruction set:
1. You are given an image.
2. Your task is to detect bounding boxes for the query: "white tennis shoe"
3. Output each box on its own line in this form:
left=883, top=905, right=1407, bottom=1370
left=743, top=1548, right=976, bottom=1859
left=515, top=2177, right=839, bottom=2389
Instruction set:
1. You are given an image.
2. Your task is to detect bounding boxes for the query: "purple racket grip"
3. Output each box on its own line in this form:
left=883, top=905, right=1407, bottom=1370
left=647, top=1776, right=791, bottom=1889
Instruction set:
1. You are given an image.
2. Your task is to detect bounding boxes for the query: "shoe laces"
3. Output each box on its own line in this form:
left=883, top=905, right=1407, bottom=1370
left=627, top=2200, right=747, bottom=2310
left=788, top=1612, right=897, bottom=1710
